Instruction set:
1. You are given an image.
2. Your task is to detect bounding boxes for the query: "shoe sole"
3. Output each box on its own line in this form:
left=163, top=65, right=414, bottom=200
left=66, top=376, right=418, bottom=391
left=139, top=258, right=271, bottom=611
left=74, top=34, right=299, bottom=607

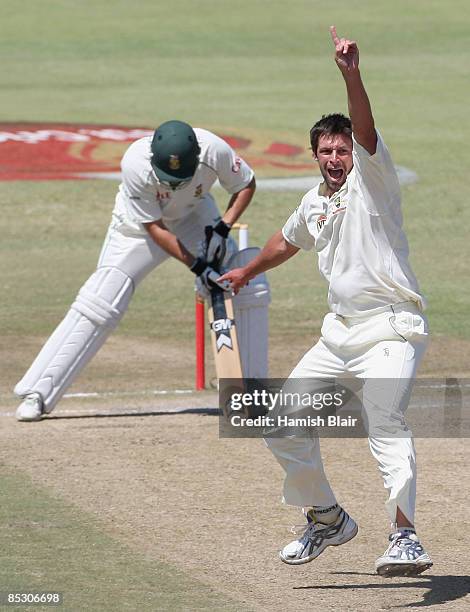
left=16, top=411, right=44, bottom=422
left=280, top=523, right=358, bottom=566
left=16, top=414, right=43, bottom=422
left=16, top=397, right=44, bottom=422
left=376, top=560, right=433, bottom=578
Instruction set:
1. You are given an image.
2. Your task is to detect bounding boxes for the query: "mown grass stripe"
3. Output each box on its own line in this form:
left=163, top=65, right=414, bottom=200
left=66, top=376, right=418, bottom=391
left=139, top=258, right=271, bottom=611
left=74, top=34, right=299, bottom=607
left=0, top=468, right=244, bottom=612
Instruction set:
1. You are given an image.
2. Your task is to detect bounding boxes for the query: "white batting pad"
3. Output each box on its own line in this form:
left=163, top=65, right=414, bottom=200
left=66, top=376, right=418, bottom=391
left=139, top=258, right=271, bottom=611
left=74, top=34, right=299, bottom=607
left=14, top=267, right=134, bottom=412
left=229, top=248, right=271, bottom=378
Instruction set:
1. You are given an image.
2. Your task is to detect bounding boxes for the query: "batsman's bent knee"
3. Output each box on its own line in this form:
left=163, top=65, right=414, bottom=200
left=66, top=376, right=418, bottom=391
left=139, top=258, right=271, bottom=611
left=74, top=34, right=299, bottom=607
left=14, top=267, right=134, bottom=412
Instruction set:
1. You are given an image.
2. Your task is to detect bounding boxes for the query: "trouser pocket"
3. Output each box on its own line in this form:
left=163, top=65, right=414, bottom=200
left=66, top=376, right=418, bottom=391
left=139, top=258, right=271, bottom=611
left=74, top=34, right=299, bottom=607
left=389, top=311, right=429, bottom=342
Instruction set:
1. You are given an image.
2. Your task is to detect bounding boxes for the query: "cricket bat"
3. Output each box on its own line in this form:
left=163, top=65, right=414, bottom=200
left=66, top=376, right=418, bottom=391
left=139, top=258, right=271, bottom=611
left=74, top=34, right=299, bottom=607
left=207, top=286, right=243, bottom=380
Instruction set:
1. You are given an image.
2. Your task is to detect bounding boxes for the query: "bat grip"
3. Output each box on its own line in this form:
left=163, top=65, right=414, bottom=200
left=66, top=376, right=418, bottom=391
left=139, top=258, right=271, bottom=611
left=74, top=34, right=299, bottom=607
left=204, top=224, right=222, bottom=273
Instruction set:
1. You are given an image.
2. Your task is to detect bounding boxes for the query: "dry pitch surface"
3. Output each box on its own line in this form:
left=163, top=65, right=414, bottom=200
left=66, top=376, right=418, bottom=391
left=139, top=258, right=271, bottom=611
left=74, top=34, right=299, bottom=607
left=1, top=337, right=469, bottom=610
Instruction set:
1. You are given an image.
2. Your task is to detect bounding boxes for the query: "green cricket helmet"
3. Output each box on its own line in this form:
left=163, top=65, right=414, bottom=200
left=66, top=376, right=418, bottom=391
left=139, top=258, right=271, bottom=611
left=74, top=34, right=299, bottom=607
left=150, top=120, right=200, bottom=189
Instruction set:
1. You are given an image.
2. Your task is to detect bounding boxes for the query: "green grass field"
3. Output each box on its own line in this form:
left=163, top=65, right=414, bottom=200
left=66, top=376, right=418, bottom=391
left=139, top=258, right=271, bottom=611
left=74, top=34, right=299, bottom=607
left=1, top=0, right=469, bottom=343
left=0, top=468, right=243, bottom=611
left=1, top=1, right=470, bottom=609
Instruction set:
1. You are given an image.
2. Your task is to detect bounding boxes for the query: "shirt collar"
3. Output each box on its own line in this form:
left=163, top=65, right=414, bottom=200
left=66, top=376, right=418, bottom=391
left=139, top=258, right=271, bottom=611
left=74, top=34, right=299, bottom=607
left=318, top=181, right=328, bottom=197
left=318, top=174, right=351, bottom=201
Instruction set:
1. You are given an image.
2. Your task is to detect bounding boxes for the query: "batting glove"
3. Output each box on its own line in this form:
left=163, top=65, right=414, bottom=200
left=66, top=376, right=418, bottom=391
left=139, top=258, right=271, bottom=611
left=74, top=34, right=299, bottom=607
left=190, top=257, right=230, bottom=292
left=204, top=221, right=231, bottom=267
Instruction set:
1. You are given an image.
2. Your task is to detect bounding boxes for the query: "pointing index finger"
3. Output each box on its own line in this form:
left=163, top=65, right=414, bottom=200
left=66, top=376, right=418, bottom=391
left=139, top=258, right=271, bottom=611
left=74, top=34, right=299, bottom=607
left=330, top=25, right=340, bottom=45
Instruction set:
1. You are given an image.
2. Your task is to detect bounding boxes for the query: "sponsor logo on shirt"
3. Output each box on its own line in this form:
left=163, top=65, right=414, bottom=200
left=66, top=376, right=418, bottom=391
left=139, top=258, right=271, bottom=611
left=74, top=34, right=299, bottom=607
left=232, top=157, right=241, bottom=173
left=331, top=196, right=347, bottom=216
left=317, top=214, right=327, bottom=231
left=194, top=184, right=203, bottom=198
left=317, top=197, right=347, bottom=231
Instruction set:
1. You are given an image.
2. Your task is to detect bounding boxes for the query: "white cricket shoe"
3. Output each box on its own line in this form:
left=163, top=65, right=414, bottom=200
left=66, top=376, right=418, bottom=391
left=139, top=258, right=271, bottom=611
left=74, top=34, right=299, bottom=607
left=375, top=529, right=433, bottom=577
left=16, top=393, right=44, bottom=422
left=280, top=508, right=358, bottom=565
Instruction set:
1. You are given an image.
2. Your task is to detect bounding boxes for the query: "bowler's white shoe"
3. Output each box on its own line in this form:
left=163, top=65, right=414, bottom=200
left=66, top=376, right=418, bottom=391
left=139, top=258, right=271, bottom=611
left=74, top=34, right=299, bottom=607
left=375, top=529, right=433, bottom=577
left=16, top=393, right=44, bottom=422
left=280, top=508, right=358, bottom=565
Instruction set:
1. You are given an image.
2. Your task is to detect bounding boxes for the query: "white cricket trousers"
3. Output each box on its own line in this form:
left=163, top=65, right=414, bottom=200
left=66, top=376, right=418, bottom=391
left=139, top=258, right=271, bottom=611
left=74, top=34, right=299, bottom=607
left=265, top=302, right=429, bottom=524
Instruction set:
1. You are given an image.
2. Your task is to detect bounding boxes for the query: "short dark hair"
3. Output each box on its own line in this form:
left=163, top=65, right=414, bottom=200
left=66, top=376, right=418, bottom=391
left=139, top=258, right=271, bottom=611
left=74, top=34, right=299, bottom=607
left=309, top=113, right=352, bottom=154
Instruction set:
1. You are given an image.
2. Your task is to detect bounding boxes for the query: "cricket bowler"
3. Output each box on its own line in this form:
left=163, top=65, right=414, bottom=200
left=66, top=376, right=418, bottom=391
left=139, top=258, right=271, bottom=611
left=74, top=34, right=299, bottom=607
left=220, top=27, right=432, bottom=577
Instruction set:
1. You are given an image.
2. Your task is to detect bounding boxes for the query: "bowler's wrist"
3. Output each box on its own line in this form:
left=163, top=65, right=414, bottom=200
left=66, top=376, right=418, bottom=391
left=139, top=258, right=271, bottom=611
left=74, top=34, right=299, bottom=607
left=340, top=67, right=362, bottom=82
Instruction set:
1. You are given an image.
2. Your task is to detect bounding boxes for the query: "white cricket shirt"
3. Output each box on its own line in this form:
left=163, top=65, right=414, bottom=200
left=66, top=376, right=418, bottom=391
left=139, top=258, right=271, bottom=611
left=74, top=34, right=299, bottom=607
left=282, top=132, right=425, bottom=317
left=113, top=128, right=254, bottom=233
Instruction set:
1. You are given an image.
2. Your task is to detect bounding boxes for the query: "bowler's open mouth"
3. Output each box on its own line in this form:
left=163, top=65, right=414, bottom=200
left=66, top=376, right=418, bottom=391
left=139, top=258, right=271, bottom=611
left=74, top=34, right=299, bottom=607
left=328, top=167, right=344, bottom=181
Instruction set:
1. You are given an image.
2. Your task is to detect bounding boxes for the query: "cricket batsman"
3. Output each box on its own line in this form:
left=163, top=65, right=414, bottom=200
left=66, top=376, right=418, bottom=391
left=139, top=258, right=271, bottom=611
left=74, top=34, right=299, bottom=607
left=14, top=121, right=270, bottom=420
left=220, top=27, right=433, bottom=577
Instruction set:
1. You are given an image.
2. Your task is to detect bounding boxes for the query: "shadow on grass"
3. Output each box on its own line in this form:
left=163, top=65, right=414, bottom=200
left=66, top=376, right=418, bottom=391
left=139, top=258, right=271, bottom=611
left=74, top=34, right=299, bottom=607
left=294, top=572, right=470, bottom=607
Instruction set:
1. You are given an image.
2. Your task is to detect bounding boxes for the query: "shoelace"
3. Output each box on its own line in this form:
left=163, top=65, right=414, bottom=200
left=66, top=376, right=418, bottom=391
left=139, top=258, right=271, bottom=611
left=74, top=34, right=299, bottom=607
left=384, top=533, right=402, bottom=554
left=290, top=521, right=328, bottom=538
left=386, top=532, right=422, bottom=557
